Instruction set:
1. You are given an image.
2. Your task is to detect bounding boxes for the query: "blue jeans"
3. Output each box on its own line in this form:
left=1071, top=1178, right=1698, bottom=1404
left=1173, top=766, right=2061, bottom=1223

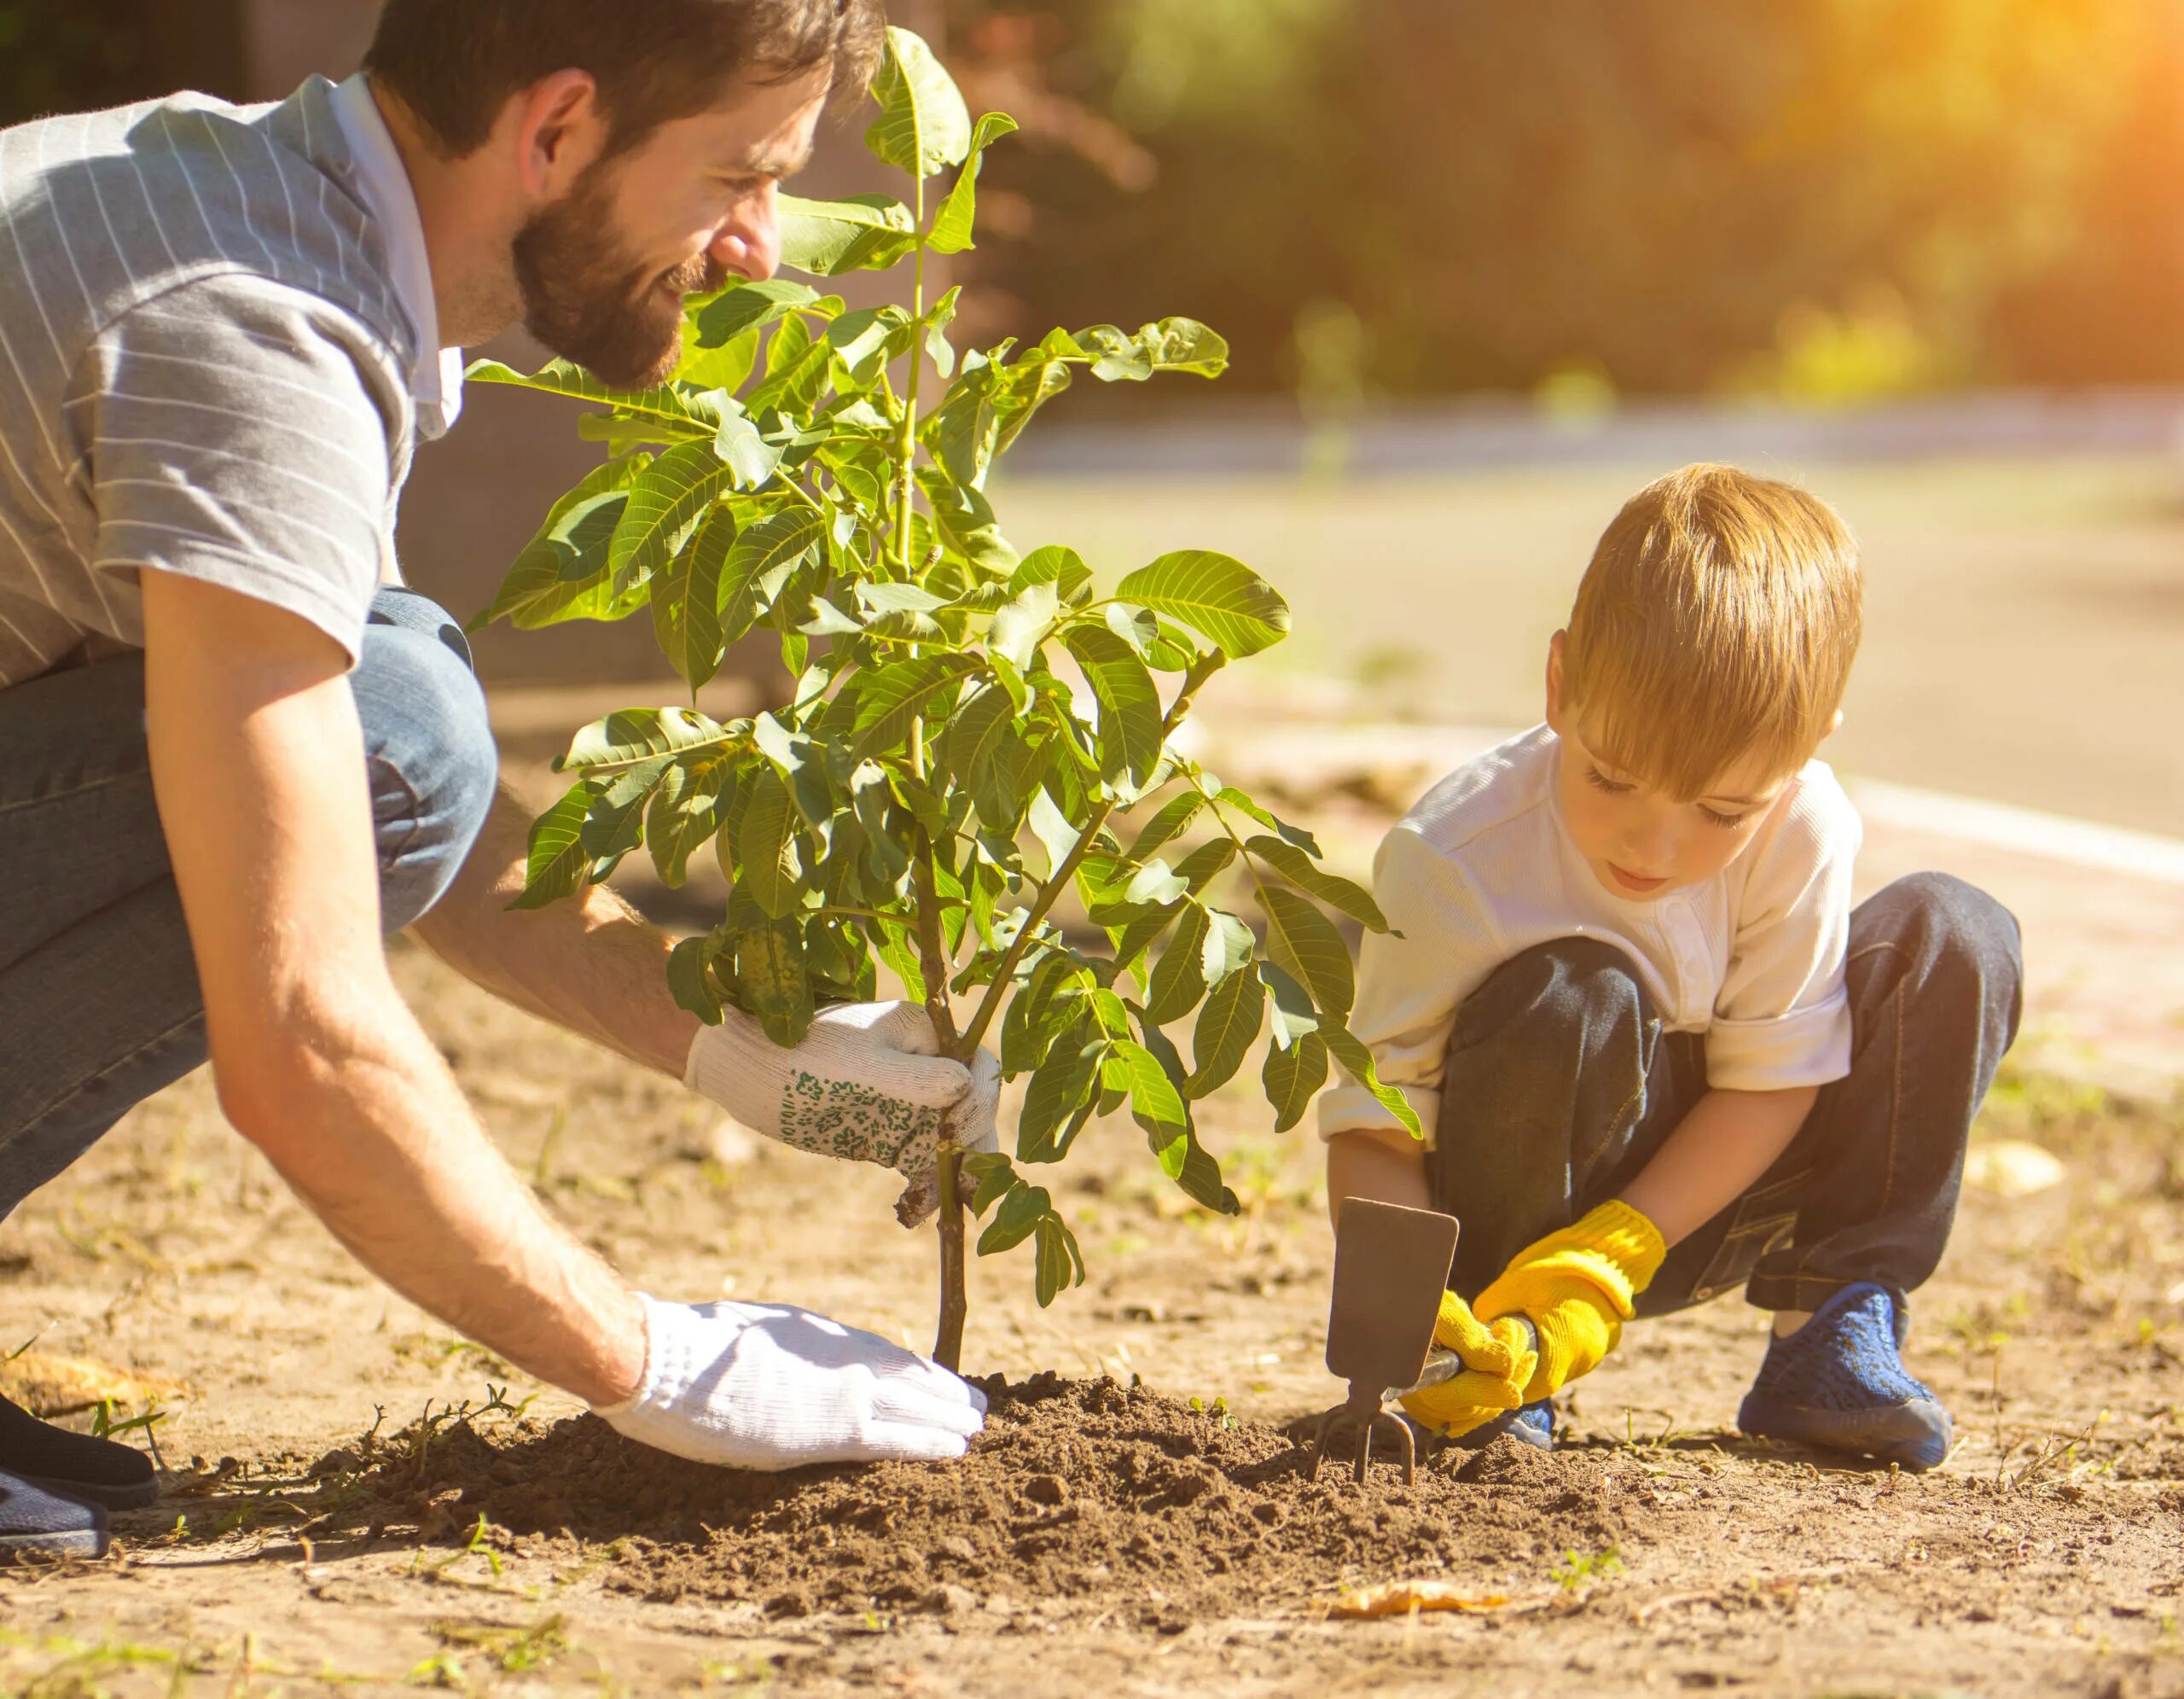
left=0, top=589, right=497, bottom=1223
left=1425, top=874, right=2024, bottom=1318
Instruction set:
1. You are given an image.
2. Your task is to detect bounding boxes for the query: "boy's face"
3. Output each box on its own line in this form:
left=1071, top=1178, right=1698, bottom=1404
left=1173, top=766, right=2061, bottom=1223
left=1545, top=634, right=1804, bottom=901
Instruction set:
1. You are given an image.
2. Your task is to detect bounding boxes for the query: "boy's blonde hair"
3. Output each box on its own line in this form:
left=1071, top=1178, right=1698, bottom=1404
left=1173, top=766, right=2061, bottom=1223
left=1560, top=463, right=1862, bottom=800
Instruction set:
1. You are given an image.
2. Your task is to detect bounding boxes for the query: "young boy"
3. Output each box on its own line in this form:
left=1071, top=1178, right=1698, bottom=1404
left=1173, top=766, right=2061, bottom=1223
left=1322, top=463, right=2022, bottom=1471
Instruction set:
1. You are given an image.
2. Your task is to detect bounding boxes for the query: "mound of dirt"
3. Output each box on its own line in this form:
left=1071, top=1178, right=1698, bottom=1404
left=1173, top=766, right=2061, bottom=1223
left=340, top=1374, right=1640, bottom=1620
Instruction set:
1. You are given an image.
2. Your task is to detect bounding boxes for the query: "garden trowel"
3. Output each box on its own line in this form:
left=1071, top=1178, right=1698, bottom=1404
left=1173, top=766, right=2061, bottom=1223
left=1306, top=1196, right=1461, bottom=1487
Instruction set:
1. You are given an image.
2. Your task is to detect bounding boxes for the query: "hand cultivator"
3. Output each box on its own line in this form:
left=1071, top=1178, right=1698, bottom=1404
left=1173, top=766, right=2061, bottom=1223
left=1307, top=1198, right=1461, bottom=1487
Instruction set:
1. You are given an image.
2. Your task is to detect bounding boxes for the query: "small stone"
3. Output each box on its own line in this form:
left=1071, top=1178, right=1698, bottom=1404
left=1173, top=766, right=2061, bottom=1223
left=1025, top=1473, right=1070, bottom=1507
left=937, top=1534, right=977, bottom=1562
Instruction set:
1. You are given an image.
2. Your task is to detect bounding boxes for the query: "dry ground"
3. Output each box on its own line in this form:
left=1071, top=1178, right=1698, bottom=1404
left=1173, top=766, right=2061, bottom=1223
left=2, top=936, right=2181, bottom=1696
left=9, top=455, right=2184, bottom=1694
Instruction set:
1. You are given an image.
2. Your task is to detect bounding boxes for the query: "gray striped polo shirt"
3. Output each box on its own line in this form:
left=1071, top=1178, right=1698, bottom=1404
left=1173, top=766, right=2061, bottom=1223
left=0, top=75, right=444, bottom=687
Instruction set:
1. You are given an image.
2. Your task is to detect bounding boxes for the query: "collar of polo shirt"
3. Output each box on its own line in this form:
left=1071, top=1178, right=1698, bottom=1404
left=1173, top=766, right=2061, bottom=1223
left=328, top=73, right=467, bottom=438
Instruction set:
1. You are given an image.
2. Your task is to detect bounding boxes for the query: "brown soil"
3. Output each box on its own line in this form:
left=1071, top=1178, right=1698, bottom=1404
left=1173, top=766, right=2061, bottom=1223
left=325, top=1370, right=2184, bottom=1645
left=3, top=687, right=2183, bottom=1696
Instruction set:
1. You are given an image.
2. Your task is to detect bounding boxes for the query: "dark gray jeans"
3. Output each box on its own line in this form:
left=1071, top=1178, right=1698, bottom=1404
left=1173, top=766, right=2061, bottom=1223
left=0, top=589, right=497, bottom=1223
left=1426, top=874, right=2024, bottom=1317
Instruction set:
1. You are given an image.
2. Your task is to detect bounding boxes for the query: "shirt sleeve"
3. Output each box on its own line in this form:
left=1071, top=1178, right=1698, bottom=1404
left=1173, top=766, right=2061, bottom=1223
left=74, top=273, right=404, bottom=666
left=1706, top=767, right=1863, bottom=1092
left=1317, top=822, right=1504, bottom=1147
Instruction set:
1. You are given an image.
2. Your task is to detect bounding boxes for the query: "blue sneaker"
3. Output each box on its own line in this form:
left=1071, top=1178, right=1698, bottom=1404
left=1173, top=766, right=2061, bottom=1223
left=1447, top=1399, right=1554, bottom=1452
left=0, top=1468, right=107, bottom=1562
left=1739, top=1282, right=1952, bottom=1471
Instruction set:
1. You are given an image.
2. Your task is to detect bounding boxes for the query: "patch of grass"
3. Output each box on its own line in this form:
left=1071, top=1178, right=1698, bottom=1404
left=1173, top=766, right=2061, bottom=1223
left=1551, top=1545, right=1625, bottom=1594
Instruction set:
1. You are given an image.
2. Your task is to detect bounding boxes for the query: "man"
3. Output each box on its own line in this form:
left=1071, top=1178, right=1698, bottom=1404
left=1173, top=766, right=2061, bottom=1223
left=0, top=0, right=998, bottom=1562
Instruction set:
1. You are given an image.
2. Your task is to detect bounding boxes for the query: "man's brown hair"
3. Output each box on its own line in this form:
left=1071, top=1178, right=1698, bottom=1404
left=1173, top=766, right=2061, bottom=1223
left=1560, top=463, right=1863, bottom=800
left=363, top=0, right=886, bottom=160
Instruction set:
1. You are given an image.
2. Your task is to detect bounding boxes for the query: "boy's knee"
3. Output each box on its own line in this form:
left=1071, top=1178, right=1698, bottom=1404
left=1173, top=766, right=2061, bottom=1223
left=1867, top=873, right=2023, bottom=994
left=1456, top=935, right=1653, bottom=1043
left=352, top=609, right=497, bottom=933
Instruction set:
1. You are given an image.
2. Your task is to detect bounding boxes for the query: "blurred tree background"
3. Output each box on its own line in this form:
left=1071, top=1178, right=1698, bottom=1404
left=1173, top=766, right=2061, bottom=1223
left=7, top=0, right=2182, bottom=401
left=947, top=0, right=2184, bottom=400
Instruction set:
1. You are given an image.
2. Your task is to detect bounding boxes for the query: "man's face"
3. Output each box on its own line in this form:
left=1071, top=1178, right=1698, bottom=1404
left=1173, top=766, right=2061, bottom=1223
left=1544, top=637, right=1796, bottom=901
left=513, top=65, right=830, bottom=388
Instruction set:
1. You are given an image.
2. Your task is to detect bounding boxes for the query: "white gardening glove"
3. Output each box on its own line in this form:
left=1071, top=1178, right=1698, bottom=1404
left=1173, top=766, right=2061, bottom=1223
left=593, top=1294, right=987, bottom=1469
left=683, top=1000, right=1000, bottom=1228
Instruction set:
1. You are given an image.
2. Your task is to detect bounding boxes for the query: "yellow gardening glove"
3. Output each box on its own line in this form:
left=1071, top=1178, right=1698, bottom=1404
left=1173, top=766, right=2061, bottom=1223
left=1398, top=1291, right=1541, bottom=1439
left=1474, top=1201, right=1666, bottom=1404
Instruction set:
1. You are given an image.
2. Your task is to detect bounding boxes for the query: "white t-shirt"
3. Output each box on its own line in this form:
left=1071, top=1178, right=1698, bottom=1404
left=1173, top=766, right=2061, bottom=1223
left=1318, top=724, right=1862, bottom=1147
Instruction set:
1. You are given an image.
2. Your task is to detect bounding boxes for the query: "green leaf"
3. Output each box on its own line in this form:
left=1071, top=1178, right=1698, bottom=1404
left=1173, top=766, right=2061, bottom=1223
left=1259, top=959, right=1322, bottom=1049
left=1262, top=1032, right=1328, bottom=1132
left=939, top=682, right=1024, bottom=822
left=865, top=25, right=973, bottom=180
left=1032, top=1213, right=1085, bottom=1307
left=987, top=581, right=1057, bottom=671
left=1064, top=625, right=1164, bottom=791
left=1009, top=544, right=1094, bottom=606
left=1142, top=900, right=1210, bottom=1026
left=466, top=358, right=716, bottom=428
left=1258, top=885, right=1355, bottom=1019
left=962, top=1152, right=1019, bottom=1216
left=1323, top=1027, right=1424, bottom=1139
left=1025, top=787, right=1080, bottom=881
left=646, top=758, right=735, bottom=887
left=714, top=411, right=783, bottom=489
left=559, top=706, right=744, bottom=772
left=1172, top=836, right=1237, bottom=894
left=1124, top=790, right=1204, bottom=862
left=850, top=760, right=911, bottom=888
left=1199, top=907, right=1257, bottom=986
left=668, top=932, right=725, bottom=1024
left=653, top=507, right=732, bottom=692
left=1072, top=319, right=1231, bottom=382
left=1115, top=551, right=1290, bottom=657
left=826, top=305, right=916, bottom=387
left=719, top=509, right=824, bottom=643
left=1211, top=785, right=1320, bottom=856
left=924, top=285, right=961, bottom=379
left=736, top=768, right=805, bottom=918
left=738, top=916, right=814, bottom=1046
left=776, top=193, right=918, bottom=276
left=1018, top=1039, right=1103, bottom=1162
left=580, top=753, right=673, bottom=859
left=868, top=916, right=928, bottom=1004
left=693, top=278, right=820, bottom=346
left=851, top=654, right=981, bottom=760
left=978, top=1182, right=1050, bottom=1254
left=473, top=457, right=650, bottom=631
left=1186, top=964, right=1266, bottom=1097
left=509, top=781, right=594, bottom=911
left=608, top=439, right=731, bottom=594
left=928, top=111, right=1020, bottom=254
left=1109, top=1039, right=1188, bottom=1149
left=917, top=468, right=1018, bottom=574
left=1245, top=835, right=1390, bottom=931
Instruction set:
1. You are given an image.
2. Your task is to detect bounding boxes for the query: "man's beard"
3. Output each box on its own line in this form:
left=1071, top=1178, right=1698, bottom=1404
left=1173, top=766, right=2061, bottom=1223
left=511, top=161, right=720, bottom=389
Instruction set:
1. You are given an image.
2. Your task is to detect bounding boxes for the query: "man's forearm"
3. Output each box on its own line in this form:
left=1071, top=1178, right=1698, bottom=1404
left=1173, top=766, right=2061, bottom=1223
left=1618, top=1085, right=1816, bottom=1247
left=411, top=785, right=700, bottom=1079
left=139, top=579, right=648, bottom=1406
left=229, top=973, right=646, bottom=1405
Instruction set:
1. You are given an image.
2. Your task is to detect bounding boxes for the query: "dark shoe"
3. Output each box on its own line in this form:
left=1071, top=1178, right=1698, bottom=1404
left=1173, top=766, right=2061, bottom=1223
left=0, top=1468, right=107, bottom=1560
left=0, top=1394, right=160, bottom=1510
left=1448, top=1399, right=1554, bottom=1452
left=1739, top=1283, right=1953, bottom=1472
